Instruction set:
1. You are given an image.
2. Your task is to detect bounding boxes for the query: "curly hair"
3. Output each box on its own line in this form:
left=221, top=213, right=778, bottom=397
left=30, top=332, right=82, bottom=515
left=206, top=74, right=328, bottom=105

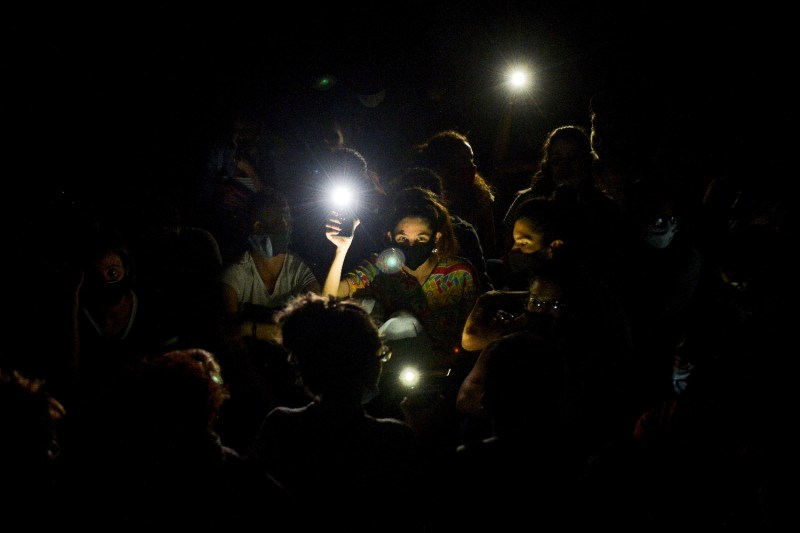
left=277, top=293, right=383, bottom=399
left=134, top=348, right=230, bottom=434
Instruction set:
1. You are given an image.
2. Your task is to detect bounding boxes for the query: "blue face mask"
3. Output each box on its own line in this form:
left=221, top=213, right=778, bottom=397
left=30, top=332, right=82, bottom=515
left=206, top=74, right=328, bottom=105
left=640, top=216, right=677, bottom=249
left=361, top=383, right=379, bottom=405
left=249, top=233, right=290, bottom=258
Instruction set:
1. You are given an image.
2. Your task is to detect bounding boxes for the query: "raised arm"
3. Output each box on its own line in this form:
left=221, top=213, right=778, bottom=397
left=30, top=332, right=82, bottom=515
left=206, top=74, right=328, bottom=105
left=322, top=216, right=360, bottom=298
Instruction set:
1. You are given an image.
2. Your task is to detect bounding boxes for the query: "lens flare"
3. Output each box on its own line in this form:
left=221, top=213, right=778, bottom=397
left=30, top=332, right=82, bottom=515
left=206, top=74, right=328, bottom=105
left=399, top=366, right=420, bottom=388
left=376, top=247, right=405, bottom=273
left=328, top=184, right=356, bottom=210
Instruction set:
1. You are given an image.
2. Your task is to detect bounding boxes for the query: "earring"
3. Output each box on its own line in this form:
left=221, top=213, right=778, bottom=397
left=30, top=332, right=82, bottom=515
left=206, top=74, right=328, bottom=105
left=431, top=247, right=438, bottom=254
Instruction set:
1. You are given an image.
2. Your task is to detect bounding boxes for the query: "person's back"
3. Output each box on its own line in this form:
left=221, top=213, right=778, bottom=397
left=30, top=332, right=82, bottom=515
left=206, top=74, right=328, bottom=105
left=69, top=348, right=295, bottom=529
left=432, top=332, right=583, bottom=529
left=251, top=294, right=422, bottom=531
left=257, top=402, right=419, bottom=523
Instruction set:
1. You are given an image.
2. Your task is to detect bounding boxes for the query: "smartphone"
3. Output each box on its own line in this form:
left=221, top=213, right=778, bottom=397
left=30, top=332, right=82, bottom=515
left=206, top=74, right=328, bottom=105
left=330, top=210, right=356, bottom=237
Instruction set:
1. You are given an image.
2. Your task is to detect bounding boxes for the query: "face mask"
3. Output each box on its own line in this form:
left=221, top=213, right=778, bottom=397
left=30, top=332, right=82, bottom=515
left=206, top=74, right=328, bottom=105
left=524, top=311, right=559, bottom=338
left=361, top=383, right=379, bottom=405
left=506, top=248, right=548, bottom=274
left=672, top=366, right=692, bottom=395
left=398, top=242, right=436, bottom=270
left=249, top=233, right=290, bottom=258
left=640, top=217, right=677, bottom=249
left=83, top=278, right=130, bottom=306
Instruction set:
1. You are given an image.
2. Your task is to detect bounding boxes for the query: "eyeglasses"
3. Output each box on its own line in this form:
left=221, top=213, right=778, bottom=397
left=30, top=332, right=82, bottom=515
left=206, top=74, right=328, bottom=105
left=647, top=215, right=677, bottom=229
left=527, top=296, right=566, bottom=313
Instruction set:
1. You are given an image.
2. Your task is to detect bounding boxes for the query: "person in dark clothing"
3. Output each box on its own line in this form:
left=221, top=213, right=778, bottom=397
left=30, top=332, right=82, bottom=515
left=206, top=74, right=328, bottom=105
left=251, top=293, right=422, bottom=532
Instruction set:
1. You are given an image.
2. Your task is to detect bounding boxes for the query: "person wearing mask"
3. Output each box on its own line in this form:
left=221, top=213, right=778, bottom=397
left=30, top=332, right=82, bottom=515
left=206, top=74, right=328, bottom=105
left=322, top=186, right=479, bottom=419
left=502, top=125, right=622, bottom=276
left=218, top=187, right=320, bottom=345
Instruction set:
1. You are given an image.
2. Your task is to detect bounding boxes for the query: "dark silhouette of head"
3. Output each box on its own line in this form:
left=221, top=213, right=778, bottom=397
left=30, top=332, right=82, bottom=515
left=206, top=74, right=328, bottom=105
left=131, top=348, right=230, bottom=439
left=533, top=125, right=593, bottom=193
left=391, top=167, right=444, bottom=197
left=277, top=294, right=384, bottom=402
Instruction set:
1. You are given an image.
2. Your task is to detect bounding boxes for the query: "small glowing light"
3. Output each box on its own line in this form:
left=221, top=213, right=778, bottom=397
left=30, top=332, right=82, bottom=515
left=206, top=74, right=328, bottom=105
left=313, top=75, right=337, bottom=91
left=399, top=366, right=420, bottom=388
left=376, top=247, right=405, bottom=273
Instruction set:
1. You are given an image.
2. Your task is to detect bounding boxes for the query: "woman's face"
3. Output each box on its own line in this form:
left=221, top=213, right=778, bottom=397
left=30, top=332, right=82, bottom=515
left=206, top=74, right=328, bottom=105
left=390, top=216, right=439, bottom=246
left=256, top=206, right=290, bottom=235
left=93, top=252, right=126, bottom=283
left=511, top=219, right=545, bottom=254
left=549, top=137, right=590, bottom=188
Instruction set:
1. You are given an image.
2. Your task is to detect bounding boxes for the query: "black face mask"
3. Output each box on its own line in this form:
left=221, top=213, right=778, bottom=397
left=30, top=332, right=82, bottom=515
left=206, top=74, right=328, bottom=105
left=398, top=242, right=436, bottom=270
left=506, top=248, right=548, bottom=274
left=524, top=311, right=559, bottom=338
left=83, top=278, right=130, bottom=306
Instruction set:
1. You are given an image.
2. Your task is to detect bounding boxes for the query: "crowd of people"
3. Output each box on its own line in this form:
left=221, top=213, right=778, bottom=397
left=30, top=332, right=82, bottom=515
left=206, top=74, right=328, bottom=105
left=1, top=84, right=789, bottom=529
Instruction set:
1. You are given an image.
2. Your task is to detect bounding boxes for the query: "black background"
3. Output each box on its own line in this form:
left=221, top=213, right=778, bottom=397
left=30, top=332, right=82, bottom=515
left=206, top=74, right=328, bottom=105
left=4, top=2, right=792, bottom=213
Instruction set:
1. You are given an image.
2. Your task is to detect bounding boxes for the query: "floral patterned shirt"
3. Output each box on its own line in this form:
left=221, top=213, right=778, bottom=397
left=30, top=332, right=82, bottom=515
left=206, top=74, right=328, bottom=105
left=345, top=255, right=479, bottom=363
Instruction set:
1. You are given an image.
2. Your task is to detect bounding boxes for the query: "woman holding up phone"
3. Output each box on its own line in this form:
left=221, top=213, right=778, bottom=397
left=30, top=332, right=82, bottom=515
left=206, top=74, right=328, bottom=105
left=322, top=187, right=479, bottom=419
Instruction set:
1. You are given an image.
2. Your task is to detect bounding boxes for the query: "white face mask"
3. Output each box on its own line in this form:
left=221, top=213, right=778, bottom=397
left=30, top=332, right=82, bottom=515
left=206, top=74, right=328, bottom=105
left=249, top=234, right=273, bottom=258
left=640, top=216, right=677, bottom=249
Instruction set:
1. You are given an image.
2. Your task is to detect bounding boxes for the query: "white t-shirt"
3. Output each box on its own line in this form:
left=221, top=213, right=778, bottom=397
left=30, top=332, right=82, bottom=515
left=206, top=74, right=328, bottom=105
left=220, top=251, right=317, bottom=310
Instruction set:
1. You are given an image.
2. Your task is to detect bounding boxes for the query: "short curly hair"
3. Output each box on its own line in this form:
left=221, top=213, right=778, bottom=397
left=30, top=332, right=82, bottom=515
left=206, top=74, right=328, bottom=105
left=277, top=293, right=383, bottom=399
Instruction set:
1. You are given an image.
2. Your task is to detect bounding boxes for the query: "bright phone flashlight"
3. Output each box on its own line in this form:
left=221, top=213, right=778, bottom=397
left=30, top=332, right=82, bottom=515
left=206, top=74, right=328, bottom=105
left=399, top=366, right=421, bottom=388
left=328, top=183, right=357, bottom=210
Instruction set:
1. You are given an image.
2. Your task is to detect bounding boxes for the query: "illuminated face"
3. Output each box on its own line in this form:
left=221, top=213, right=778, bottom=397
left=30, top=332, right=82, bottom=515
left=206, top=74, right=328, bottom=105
left=391, top=217, right=440, bottom=246
left=511, top=219, right=545, bottom=254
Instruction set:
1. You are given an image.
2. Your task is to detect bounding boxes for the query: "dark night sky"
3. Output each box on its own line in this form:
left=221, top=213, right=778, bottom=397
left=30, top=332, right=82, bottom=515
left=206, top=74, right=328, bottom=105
left=4, top=2, right=793, bottom=209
